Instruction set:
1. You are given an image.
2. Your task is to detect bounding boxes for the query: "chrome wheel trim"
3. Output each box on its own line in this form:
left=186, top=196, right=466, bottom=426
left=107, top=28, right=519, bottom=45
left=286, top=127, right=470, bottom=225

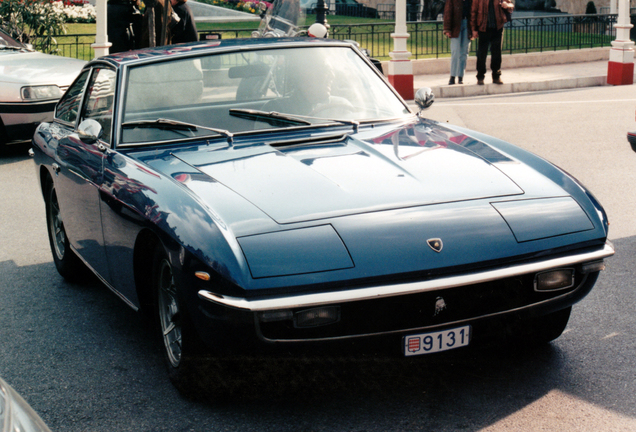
left=49, top=186, right=66, bottom=261
left=158, top=258, right=182, bottom=368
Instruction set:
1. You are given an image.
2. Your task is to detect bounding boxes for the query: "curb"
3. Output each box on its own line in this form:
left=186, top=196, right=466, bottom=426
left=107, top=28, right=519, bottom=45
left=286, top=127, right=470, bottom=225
left=381, top=47, right=615, bottom=98
left=381, top=47, right=611, bottom=75
left=430, top=75, right=608, bottom=98
left=412, top=47, right=611, bottom=75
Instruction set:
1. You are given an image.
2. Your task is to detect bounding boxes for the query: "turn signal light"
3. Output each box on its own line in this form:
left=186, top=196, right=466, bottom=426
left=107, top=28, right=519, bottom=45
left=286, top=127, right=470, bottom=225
left=194, top=271, right=210, bottom=281
left=534, top=269, right=574, bottom=292
left=294, top=306, right=340, bottom=328
left=259, top=310, right=293, bottom=323
left=580, top=260, right=605, bottom=274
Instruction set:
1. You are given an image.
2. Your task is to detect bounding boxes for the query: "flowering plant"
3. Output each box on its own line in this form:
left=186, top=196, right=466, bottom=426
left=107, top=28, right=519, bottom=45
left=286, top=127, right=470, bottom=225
left=0, top=0, right=66, bottom=52
left=0, top=0, right=95, bottom=53
left=55, top=1, right=96, bottom=23
left=199, top=0, right=272, bottom=15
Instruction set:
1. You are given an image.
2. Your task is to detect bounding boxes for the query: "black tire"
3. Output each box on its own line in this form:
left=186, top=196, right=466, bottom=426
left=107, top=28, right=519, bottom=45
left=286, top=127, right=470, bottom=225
left=518, top=306, right=572, bottom=345
left=152, top=244, right=204, bottom=395
left=0, top=119, right=7, bottom=148
left=45, top=178, right=86, bottom=281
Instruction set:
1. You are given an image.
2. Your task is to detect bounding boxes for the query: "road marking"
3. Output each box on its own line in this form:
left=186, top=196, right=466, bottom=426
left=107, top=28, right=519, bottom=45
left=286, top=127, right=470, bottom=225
left=435, top=99, right=636, bottom=107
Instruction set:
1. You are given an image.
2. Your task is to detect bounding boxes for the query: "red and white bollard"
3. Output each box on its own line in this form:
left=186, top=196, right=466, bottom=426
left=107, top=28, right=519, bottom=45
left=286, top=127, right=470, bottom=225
left=388, top=0, right=414, bottom=100
left=607, top=0, right=634, bottom=85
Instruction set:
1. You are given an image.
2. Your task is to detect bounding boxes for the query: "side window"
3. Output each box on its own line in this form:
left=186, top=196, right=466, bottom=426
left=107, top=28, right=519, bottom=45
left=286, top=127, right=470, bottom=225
left=81, top=68, right=117, bottom=145
left=55, top=70, right=89, bottom=124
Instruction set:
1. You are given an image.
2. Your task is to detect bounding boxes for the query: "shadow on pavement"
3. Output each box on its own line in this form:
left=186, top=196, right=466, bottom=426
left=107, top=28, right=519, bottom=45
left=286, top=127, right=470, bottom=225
left=0, top=142, right=32, bottom=166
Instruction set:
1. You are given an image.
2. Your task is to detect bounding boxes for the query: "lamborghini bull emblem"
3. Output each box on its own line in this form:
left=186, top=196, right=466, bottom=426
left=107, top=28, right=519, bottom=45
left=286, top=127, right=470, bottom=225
left=427, top=238, right=443, bottom=253
left=433, top=296, right=447, bottom=317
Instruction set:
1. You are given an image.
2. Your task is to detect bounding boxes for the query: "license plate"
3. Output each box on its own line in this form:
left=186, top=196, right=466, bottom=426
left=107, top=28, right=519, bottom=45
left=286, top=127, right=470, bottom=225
left=403, top=325, right=471, bottom=356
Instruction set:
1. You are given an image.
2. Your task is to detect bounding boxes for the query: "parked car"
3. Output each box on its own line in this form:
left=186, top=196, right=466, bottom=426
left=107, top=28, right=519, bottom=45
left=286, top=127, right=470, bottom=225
left=0, top=376, right=52, bottom=432
left=31, top=38, right=613, bottom=394
left=628, top=130, right=636, bottom=151
left=0, top=29, right=85, bottom=148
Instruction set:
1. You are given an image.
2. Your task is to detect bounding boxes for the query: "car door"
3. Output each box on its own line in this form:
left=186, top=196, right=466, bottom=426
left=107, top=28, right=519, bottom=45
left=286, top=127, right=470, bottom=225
left=53, top=66, right=116, bottom=283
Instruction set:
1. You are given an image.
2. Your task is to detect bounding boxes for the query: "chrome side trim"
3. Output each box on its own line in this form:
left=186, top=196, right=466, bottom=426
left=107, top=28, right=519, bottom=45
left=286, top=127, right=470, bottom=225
left=198, top=241, right=614, bottom=312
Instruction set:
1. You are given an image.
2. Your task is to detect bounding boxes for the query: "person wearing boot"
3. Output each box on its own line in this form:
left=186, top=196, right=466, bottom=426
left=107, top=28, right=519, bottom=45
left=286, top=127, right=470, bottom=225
left=470, top=0, right=513, bottom=85
left=443, top=0, right=472, bottom=85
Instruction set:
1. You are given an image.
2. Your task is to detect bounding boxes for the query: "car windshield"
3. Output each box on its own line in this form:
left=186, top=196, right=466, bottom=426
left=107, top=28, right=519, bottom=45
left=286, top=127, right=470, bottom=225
left=0, top=30, right=26, bottom=50
left=120, top=45, right=410, bottom=144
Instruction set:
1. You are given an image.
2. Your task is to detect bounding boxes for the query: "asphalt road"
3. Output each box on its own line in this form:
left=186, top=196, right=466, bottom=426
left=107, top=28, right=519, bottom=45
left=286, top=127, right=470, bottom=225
left=1, top=85, right=636, bottom=431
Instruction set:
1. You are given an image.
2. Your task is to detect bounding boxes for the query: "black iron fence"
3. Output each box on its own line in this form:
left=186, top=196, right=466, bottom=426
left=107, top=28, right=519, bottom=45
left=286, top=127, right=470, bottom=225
left=51, top=13, right=620, bottom=61
left=304, top=3, right=379, bottom=18
left=326, top=13, right=617, bottom=59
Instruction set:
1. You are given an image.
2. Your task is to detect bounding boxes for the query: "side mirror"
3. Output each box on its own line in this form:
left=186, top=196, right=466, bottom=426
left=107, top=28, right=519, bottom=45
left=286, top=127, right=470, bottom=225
left=414, top=88, right=435, bottom=113
left=77, top=119, right=103, bottom=144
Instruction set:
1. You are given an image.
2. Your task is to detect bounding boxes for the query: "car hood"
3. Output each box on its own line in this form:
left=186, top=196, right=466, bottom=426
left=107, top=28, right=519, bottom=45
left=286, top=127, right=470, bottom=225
left=129, top=119, right=604, bottom=289
left=0, top=51, right=85, bottom=86
left=170, top=121, right=524, bottom=224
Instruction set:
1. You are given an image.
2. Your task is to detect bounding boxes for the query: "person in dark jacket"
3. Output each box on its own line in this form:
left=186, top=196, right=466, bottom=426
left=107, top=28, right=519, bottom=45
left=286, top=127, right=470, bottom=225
left=443, top=0, right=472, bottom=85
left=107, top=0, right=142, bottom=53
left=169, top=0, right=198, bottom=44
left=470, top=0, right=513, bottom=85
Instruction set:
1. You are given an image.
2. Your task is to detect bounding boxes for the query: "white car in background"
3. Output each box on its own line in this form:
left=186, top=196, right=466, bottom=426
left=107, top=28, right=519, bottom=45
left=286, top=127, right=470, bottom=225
left=0, top=29, right=85, bottom=148
left=1, top=376, right=52, bottom=432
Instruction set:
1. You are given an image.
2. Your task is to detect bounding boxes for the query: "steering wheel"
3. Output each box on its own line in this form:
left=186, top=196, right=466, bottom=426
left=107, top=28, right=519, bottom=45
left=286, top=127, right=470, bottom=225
left=310, top=101, right=355, bottom=117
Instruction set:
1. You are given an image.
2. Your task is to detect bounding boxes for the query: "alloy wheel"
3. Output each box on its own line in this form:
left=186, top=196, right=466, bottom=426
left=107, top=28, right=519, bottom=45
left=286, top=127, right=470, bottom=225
left=157, top=258, right=182, bottom=368
left=48, top=186, right=66, bottom=261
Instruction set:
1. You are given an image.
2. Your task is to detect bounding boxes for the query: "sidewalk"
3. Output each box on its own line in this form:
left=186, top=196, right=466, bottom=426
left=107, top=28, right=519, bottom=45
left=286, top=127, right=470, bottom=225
left=404, top=47, right=634, bottom=98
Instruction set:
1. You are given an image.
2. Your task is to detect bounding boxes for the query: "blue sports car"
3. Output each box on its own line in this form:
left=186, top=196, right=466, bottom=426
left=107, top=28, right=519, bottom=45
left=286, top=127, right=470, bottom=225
left=31, top=38, right=614, bottom=393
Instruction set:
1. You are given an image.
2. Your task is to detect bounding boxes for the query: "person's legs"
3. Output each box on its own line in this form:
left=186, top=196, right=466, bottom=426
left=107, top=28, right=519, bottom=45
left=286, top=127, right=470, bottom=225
left=490, top=27, right=504, bottom=81
left=457, top=19, right=470, bottom=79
left=476, top=30, right=489, bottom=83
left=450, top=37, right=461, bottom=80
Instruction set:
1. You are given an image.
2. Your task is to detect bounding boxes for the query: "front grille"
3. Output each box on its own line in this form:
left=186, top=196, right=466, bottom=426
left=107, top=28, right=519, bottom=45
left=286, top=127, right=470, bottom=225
left=257, top=270, right=586, bottom=341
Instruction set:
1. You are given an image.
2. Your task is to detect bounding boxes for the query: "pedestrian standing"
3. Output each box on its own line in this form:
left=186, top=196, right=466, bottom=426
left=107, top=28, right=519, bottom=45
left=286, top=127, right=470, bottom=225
left=170, top=0, right=199, bottom=44
left=443, top=0, right=472, bottom=85
left=470, top=0, right=513, bottom=85
left=107, top=0, right=142, bottom=53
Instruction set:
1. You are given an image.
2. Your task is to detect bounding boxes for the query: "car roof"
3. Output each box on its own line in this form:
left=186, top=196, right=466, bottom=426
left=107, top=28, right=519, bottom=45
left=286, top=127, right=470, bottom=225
left=92, top=37, right=354, bottom=69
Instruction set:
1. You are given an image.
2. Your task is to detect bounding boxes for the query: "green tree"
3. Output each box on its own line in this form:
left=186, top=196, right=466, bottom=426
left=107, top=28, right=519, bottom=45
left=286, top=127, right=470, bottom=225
left=0, top=0, right=67, bottom=53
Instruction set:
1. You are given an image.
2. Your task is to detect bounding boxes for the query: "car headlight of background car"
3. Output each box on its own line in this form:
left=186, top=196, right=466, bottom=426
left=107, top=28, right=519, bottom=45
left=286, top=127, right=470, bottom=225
left=20, top=85, right=62, bottom=101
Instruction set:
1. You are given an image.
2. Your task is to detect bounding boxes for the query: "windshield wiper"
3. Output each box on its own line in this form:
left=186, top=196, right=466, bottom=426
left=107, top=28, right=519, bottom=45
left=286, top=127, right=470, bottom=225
left=229, top=109, right=312, bottom=126
left=121, top=118, right=233, bottom=143
left=229, top=108, right=360, bottom=132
